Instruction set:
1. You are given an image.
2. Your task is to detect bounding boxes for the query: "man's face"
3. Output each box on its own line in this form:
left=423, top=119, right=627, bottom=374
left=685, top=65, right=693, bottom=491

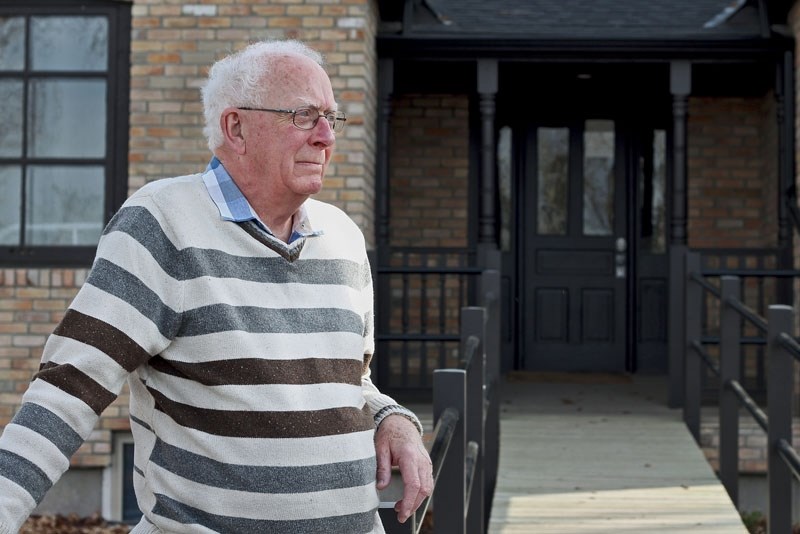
left=243, top=54, right=337, bottom=201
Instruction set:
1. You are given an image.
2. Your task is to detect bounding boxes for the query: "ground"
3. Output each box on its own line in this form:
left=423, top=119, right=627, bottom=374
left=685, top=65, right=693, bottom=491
left=20, top=515, right=130, bottom=534
left=20, top=512, right=433, bottom=533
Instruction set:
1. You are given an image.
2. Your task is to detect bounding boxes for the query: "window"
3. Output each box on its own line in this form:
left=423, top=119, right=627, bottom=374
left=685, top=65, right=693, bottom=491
left=639, top=129, right=667, bottom=254
left=0, top=1, right=131, bottom=265
left=103, top=431, right=142, bottom=524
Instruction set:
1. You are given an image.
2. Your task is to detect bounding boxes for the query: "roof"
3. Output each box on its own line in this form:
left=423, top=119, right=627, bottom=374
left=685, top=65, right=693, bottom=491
left=380, top=0, right=789, bottom=41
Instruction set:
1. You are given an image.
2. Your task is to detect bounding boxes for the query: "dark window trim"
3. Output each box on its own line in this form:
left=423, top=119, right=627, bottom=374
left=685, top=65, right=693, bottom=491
left=0, top=0, right=131, bottom=267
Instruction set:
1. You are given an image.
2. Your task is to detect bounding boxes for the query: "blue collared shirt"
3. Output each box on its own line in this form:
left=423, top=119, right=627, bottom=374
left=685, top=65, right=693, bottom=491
left=202, top=157, right=323, bottom=244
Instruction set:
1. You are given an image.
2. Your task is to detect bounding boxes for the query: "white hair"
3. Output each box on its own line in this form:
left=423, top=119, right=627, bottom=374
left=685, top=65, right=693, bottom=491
left=201, top=39, right=325, bottom=152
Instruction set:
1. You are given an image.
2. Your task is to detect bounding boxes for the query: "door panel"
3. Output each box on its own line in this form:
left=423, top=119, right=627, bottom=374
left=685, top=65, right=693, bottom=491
left=522, top=119, right=627, bottom=372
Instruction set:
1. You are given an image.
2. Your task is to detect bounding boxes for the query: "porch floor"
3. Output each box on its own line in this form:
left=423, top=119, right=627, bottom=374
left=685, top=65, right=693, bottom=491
left=409, top=373, right=748, bottom=533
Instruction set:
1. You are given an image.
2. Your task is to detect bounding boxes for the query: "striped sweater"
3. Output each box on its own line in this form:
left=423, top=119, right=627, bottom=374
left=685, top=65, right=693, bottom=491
left=0, top=173, right=419, bottom=534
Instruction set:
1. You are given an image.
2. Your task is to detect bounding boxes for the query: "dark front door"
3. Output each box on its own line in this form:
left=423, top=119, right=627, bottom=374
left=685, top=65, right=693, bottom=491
left=520, top=118, right=628, bottom=371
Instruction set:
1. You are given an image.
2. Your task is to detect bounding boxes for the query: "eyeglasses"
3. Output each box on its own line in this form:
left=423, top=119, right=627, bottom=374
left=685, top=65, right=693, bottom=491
left=238, top=106, right=347, bottom=133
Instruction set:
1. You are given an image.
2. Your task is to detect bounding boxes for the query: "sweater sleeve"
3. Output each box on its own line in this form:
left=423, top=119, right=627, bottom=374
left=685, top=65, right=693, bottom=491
left=0, top=200, right=182, bottom=533
left=358, top=255, right=424, bottom=436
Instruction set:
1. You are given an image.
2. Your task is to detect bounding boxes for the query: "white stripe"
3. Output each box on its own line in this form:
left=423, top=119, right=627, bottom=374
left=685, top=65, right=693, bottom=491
left=97, top=231, right=181, bottom=307
left=0, top=424, right=69, bottom=482
left=182, top=278, right=365, bottom=310
left=143, top=410, right=376, bottom=467
left=70, top=284, right=171, bottom=356
left=145, top=376, right=363, bottom=412
left=146, top=463, right=379, bottom=520
left=44, top=335, right=130, bottom=395
left=164, top=331, right=364, bottom=363
left=22, top=380, right=98, bottom=440
left=0, top=476, right=38, bottom=528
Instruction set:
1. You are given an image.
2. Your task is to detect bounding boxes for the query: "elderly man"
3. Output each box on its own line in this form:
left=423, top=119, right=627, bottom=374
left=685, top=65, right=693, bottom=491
left=0, top=39, right=432, bottom=534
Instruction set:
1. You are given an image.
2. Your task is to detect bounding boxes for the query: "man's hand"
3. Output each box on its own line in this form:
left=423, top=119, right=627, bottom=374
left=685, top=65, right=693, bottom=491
left=374, top=414, right=434, bottom=523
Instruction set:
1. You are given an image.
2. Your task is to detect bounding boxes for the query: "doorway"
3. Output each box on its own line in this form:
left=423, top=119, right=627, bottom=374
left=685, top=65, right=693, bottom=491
left=512, top=117, right=669, bottom=372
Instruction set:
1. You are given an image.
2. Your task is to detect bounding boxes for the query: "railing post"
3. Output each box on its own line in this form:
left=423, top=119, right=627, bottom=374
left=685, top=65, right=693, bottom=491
left=767, top=305, right=793, bottom=534
left=684, top=251, right=702, bottom=441
left=433, top=368, right=467, bottom=534
left=461, top=307, right=485, bottom=534
left=669, top=244, right=689, bottom=407
left=719, top=276, right=741, bottom=506
left=480, top=269, right=500, bottom=527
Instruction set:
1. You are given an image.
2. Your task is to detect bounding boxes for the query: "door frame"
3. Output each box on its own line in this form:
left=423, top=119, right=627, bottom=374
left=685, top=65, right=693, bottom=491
left=504, top=114, right=671, bottom=373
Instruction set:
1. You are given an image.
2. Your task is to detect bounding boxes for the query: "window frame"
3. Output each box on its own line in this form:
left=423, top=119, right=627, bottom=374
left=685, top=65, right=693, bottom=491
left=0, top=0, right=131, bottom=266
left=102, top=430, right=141, bottom=524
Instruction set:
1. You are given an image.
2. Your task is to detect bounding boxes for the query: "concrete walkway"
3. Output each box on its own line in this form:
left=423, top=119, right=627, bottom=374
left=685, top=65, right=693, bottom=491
left=486, top=373, right=748, bottom=533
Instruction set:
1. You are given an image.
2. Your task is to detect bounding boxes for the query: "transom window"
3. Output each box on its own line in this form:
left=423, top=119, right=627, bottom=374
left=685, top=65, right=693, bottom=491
left=0, top=1, right=130, bottom=265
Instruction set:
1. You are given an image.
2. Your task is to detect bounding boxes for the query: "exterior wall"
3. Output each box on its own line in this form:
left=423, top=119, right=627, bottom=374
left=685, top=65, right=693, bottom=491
left=687, top=94, right=785, bottom=476
left=687, top=76, right=800, bottom=483
left=388, top=94, right=470, bottom=247
left=0, top=0, right=379, bottom=472
left=687, top=95, right=778, bottom=249
left=378, top=94, right=471, bottom=386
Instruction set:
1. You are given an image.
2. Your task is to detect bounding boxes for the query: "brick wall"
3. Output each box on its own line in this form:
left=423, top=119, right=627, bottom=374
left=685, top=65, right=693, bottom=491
left=687, top=95, right=777, bottom=249
left=688, top=94, right=783, bottom=474
left=388, top=94, right=470, bottom=247
left=129, top=0, right=376, bottom=238
left=0, top=0, right=379, bottom=469
left=0, top=268, right=125, bottom=466
left=700, top=416, right=800, bottom=474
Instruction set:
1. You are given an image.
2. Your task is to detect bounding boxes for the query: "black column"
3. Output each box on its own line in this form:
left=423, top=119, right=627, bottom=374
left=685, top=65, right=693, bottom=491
left=477, top=60, right=499, bottom=268
left=376, top=58, right=394, bottom=250
left=776, top=51, right=795, bottom=304
left=668, top=61, right=691, bottom=408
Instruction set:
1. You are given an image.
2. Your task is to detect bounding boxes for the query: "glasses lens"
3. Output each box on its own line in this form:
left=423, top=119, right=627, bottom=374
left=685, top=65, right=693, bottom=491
left=330, top=112, right=346, bottom=133
left=292, top=108, right=316, bottom=130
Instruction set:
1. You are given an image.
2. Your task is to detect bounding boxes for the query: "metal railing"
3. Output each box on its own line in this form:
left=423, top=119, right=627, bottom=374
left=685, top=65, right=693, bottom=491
left=379, top=269, right=501, bottom=533
left=685, top=250, right=800, bottom=533
left=375, top=247, right=481, bottom=396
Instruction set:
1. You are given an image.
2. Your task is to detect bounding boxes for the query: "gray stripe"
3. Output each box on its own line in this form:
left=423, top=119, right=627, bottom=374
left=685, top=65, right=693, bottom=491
left=152, top=493, right=376, bottom=534
left=0, top=449, right=52, bottom=504
left=86, top=259, right=181, bottom=340
left=130, top=414, right=152, bottom=431
left=150, top=438, right=376, bottom=493
left=106, top=206, right=366, bottom=288
left=12, top=403, right=83, bottom=458
left=179, top=305, right=364, bottom=337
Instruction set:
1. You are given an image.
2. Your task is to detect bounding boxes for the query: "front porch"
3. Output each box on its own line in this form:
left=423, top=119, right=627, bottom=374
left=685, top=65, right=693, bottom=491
left=404, top=373, right=749, bottom=533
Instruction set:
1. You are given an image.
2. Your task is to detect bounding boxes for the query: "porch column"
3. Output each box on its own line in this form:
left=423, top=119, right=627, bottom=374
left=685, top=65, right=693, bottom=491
left=376, top=58, right=393, bottom=251
left=477, top=59, right=500, bottom=269
left=776, top=50, right=795, bottom=304
left=668, top=61, right=691, bottom=407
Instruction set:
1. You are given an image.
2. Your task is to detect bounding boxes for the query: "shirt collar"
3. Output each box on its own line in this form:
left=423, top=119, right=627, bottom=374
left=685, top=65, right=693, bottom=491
left=202, top=156, right=323, bottom=241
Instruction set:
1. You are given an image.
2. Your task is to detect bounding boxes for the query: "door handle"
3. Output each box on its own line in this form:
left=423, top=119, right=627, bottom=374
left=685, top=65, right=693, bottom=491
left=615, top=237, right=626, bottom=278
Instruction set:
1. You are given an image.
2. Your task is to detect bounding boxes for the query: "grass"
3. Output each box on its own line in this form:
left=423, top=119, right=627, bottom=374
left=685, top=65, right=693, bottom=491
left=741, top=510, right=800, bottom=534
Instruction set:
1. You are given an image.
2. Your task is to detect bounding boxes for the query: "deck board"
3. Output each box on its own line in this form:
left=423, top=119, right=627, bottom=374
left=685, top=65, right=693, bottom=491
left=486, top=375, right=747, bottom=533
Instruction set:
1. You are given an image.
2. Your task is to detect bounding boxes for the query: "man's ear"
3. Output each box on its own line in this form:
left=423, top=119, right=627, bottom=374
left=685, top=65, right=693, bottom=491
left=220, top=107, right=246, bottom=154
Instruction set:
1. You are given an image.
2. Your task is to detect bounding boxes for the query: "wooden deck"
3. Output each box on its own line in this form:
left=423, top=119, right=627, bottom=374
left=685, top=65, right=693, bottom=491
left=409, top=373, right=748, bottom=533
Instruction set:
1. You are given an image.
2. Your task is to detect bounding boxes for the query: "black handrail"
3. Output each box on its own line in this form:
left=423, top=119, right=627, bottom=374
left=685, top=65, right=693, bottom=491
left=685, top=251, right=800, bottom=533
left=407, top=407, right=459, bottom=530
left=380, top=266, right=501, bottom=534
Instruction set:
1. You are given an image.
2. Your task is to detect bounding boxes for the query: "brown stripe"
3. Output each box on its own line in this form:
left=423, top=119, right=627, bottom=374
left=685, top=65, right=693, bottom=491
left=149, top=387, right=374, bottom=438
left=54, top=309, right=151, bottom=372
left=36, top=362, right=116, bottom=415
left=149, top=357, right=362, bottom=386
